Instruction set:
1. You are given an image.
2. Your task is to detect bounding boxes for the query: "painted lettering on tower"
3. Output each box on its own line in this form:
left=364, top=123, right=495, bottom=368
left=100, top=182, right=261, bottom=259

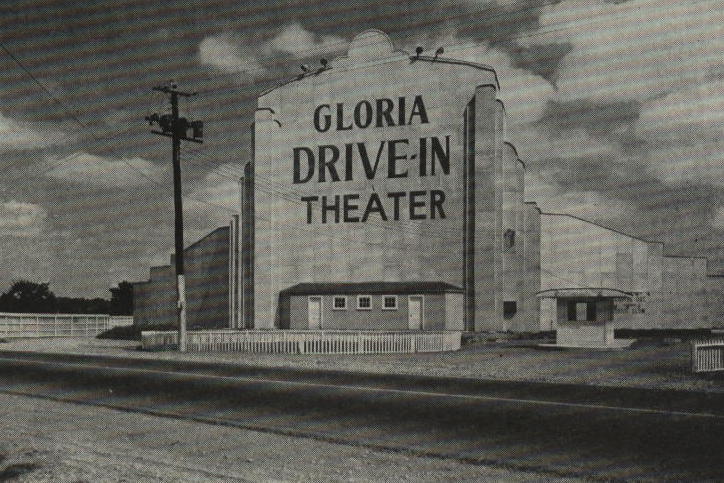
left=292, top=95, right=451, bottom=223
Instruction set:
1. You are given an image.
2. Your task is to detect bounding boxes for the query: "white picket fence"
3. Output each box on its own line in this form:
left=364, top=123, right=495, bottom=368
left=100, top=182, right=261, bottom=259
left=691, top=338, right=724, bottom=373
left=0, top=313, right=132, bottom=338
left=141, top=329, right=462, bottom=354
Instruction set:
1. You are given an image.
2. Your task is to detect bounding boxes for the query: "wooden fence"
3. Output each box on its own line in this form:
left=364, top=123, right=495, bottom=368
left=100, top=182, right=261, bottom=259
left=141, top=329, right=462, bottom=354
left=691, top=338, right=724, bottom=373
left=0, top=313, right=132, bottom=338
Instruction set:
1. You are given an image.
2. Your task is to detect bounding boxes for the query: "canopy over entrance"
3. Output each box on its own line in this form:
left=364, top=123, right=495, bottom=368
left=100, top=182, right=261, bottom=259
left=536, top=287, right=636, bottom=299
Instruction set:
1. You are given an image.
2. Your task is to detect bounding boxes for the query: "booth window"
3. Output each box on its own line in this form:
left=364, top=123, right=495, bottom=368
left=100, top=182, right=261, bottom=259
left=357, top=295, right=372, bottom=310
left=382, top=295, right=398, bottom=310
left=332, top=296, right=347, bottom=310
left=503, top=301, right=517, bottom=319
left=567, top=301, right=597, bottom=321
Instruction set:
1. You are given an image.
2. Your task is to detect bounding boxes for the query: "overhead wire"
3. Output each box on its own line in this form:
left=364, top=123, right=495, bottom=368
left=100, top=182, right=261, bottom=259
left=179, top=145, right=467, bottom=238
left=194, top=0, right=707, bottom=98
left=2, top=0, right=716, bottom=216
left=192, top=0, right=570, bottom=92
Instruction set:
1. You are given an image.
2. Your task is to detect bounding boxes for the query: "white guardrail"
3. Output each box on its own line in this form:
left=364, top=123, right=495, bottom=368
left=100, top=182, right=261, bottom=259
left=0, top=313, right=133, bottom=338
left=141, top=329, right=462, bottom=354
left=691, top=338, right=724, bottom=373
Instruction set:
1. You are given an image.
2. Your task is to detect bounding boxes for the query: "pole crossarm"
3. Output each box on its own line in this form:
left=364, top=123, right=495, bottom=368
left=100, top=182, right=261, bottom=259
left=150, top=130, right=203, bottom=143
left=152, top=85, right=197, bottom=97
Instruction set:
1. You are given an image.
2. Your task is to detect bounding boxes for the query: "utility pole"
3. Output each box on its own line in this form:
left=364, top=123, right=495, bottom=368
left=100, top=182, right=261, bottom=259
left=146, top=81, right=203, bottom=352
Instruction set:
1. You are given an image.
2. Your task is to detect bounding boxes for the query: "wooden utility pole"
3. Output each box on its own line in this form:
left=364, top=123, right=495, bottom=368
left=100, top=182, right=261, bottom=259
left=146, top=81, right=203, bottom=352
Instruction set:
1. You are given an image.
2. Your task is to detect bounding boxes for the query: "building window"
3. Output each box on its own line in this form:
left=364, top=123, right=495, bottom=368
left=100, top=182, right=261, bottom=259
left=357, top=295, right=372, bottom=310
left=332, top=296, right=347, bottom=310
left=567, top=301, right=597, bottom=322
left=382, top=295, right=398, bottom=310
left=504, top=229, right=516, bottom=249
left=503, top=301, right=517, bottom=319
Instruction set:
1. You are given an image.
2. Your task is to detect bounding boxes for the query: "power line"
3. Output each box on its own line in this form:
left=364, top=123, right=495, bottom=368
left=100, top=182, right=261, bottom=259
left=0, top=43, right=89, bottom=124
left=195, top=0, right=713, bottom=97
left=194, top=0, right=562, bottom=86
left=2, top=0, right=716, bottom=215
left=0, top=125, right=140, bottom=191
left=179, top=146, right=468, bottom=238
left=0, top=41, right=241, bottom=219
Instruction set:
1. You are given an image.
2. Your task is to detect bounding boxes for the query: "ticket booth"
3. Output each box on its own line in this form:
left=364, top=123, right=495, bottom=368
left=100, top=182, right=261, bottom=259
left=538, top=288, right=636, bottom=349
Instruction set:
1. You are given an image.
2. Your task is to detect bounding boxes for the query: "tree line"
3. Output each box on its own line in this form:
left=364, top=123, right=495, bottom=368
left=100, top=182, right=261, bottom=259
left=0, top=280, right=133, bottom=315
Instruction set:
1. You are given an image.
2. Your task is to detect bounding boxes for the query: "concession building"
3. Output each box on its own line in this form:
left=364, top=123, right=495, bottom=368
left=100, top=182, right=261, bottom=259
left=134, top=30, right=724, bottom=334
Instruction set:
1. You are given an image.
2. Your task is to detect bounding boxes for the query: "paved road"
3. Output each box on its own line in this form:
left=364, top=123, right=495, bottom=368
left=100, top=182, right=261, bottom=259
left=0, top=350, right=722, bottom=480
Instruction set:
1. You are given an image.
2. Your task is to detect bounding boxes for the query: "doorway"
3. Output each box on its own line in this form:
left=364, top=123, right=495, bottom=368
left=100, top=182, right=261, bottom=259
left=408, top=295, right=424, bottom=330
left=308, top=296, right=322, bottom=329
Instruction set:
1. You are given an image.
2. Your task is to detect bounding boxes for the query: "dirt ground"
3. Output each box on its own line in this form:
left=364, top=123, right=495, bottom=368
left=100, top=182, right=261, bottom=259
left=0, top=392, right=567, bottom=482
left=2, top=336, right=722, bottom=393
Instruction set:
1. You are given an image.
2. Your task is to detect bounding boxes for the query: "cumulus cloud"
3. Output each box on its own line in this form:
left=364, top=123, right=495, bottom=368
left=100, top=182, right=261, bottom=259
left=446, top=42, right=556, bottom=126
left=633, top=79, right=724, bottom=185
left=526, top=172, right=635, bottom=222
left=0, top=112, right=64, bottom=152
left=265, top=22, right=346, bottom=58
left=186, top=165, right=241, bottom=239
left=525, top=0, right=724, bottom=103
left=644, top=141, right=724, bottom=187
left=199, top=23, right=347, bottom=76
left=198, top=33, right=267, bottom=77
left=503, top=0, right=724, bottom=204
left=516, top=126, right=618, bottom=165
left=45, top=152, right=165, bottom=188
left=189, top=166, right=240, bottom=210
left=0, top=200, right=47, bottom=237
left=408, top=29, right=554, bottom=135
left=636, top=80, right=724, bottom=143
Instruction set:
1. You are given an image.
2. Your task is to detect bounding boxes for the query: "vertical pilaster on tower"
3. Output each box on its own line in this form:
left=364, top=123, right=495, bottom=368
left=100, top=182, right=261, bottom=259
left=514, top=158, right=525, bottom=329
left=241, top=161, right=255, bottom=329
left=253, top=108, right=278, bottom=329
left=493, top=100, right=506, bottom=331
left=473, top=84, right=498, bottom=331
left=523, top=202, right=541, bottom=331
left=229, top=214, right=240, bottom=328
left=463, top=99, right=476, bottom=331
left=501, top=142, right=519, bottom=330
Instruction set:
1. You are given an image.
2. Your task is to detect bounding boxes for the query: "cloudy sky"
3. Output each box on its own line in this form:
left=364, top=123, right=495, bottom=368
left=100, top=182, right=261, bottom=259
left=1, top=0, right=722, bottom=297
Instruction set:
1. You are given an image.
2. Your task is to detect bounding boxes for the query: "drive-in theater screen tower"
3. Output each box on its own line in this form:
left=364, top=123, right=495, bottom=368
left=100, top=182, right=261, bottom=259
left=242, top=29, right=536, bottom=332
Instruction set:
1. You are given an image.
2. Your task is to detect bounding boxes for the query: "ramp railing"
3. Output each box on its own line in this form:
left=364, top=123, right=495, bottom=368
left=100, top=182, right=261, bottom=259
left=691, top=338, right=724, bottom=373
left=141, top=329, right=462, bottom=354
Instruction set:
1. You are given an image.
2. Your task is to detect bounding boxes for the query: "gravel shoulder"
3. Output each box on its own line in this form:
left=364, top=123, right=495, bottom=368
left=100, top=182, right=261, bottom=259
left=1, top=336, right=722, bottom=393
left=0, top=392, right=568, bottom=482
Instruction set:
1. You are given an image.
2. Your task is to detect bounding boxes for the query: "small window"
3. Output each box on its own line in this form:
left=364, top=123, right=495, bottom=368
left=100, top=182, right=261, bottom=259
left=567, top=300, right=597, bottom=322
left=576, top=302, right=588, bottom=321
left=503, top=301, right=517, bottom=319
left=504, top=229, right=516, bottom=249
left=567, top=301, right=577, bottom=321
left=332, top=296, right=347, bottom=310
left=586, top=302, right=597, bottom=321
left=357, top=295, right=372, bottom=310
left=382, top=296, right=398, bottom=310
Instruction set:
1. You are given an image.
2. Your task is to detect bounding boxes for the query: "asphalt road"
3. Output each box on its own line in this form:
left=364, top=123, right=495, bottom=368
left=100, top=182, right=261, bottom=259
left=0, top=350, right=722, bottom=480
